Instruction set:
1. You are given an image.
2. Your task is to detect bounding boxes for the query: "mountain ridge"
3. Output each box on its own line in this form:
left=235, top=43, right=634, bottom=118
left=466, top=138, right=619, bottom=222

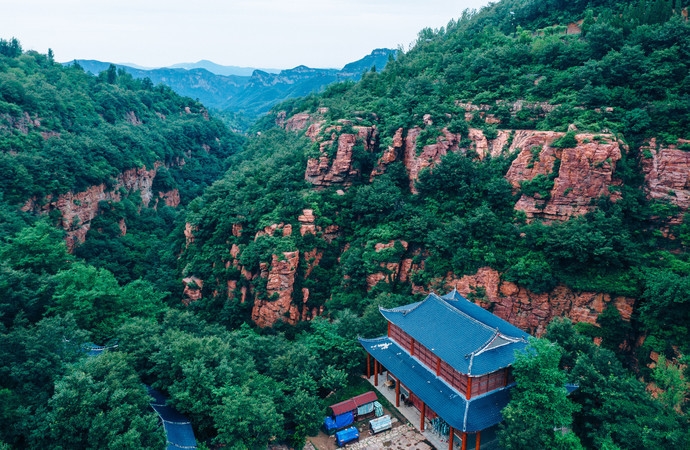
left=65, top=48, right=397, bottom=121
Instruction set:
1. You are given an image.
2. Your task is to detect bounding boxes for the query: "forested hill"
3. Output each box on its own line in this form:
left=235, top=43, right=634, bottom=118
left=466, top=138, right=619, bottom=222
left=179, top=0, right=690, bottom=447
left=2, top=0, right=690, bottom=448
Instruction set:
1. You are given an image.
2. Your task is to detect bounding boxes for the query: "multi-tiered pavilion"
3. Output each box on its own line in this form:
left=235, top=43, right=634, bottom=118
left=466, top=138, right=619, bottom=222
left=359, top=290, right=530, bottom=450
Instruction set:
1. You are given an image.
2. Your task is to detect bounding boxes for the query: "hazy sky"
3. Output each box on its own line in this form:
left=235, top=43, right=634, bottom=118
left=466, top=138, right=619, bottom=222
left=2, top=0, right=492, bottom=69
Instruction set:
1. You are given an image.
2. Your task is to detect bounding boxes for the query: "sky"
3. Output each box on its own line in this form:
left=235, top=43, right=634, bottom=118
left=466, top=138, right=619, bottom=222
left=2, top=0, right=492, bottom=70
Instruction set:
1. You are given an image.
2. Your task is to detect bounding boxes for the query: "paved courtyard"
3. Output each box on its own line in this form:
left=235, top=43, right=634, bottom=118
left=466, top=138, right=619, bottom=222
left=347, top=422, right=434, bottom=450
left=364, top=375, right=450, bottom=450
left=304, top=421, right=435, bottom=450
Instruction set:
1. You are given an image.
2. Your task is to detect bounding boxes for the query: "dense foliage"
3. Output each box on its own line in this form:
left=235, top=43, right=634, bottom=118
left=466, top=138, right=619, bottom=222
left=3, top=0, right=690, bottom=447
left=178, top=0, right=690, bottom=445
left=0, top=40, right=367, bottom=448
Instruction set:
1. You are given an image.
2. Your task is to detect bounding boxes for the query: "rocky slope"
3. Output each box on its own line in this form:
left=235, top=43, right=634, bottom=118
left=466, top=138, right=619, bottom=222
left=22, top=164, right=179, bottom=251
left=293, top=113, right=624, bottom=221
left=182, top=111, right=689, bottom=332
left=641, top=138, right=690, bottom=224
left=183, top=206, right=635, bottom=333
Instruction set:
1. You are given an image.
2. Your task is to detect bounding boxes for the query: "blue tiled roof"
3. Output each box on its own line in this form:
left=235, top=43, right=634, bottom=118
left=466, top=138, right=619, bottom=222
left=441, top=289, right=530, bottom=338
left=380, top=292, right=529, bottom=376
left=359, top=336, right=513, bottom=432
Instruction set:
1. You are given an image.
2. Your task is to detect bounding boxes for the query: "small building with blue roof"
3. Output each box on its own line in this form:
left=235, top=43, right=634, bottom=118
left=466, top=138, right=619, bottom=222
left=359, top=290, right=530, bottom=450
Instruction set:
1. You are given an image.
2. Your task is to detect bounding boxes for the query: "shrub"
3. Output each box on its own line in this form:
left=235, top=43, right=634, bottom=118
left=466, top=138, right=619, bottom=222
left=551, top=131, right=578, bottom=148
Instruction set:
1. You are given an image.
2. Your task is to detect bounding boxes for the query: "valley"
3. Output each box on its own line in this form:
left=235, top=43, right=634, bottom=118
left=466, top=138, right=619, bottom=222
left=1, top=0, right=690, bottom=448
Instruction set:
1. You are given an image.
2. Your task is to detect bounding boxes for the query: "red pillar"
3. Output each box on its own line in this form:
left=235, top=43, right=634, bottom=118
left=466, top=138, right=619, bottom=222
left=395, top=380, right=400, bottom=407
left=420, top=402, right=426, bottom=431
left=475, top=431, right=481, bottom=450
left=461, top=432, right=467, bottom=450
left=367, top=354, right=371, bottom=379
left=448, top=426, right=454, bottom=450
left=410, top=338, right=416, bottom=356
left=387, top=321, right=391, bottom=336
left=374, top=359, right=379, bottom=386
left=436, top=357, right=441, bottom=376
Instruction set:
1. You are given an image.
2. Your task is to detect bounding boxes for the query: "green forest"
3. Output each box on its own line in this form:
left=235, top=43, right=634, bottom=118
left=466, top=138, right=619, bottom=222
left=2, top=0, right=690, bottom=448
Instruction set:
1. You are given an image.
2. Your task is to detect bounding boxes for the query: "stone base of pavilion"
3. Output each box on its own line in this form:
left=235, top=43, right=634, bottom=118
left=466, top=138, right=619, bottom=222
left=364, top=374, right=501, bottom=450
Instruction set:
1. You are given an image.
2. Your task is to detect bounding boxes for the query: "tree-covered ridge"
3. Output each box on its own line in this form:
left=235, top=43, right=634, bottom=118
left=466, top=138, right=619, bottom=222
left=278, top=0, right=689, bottom=143
left=0, top=37, right=246, bottom=301
left=176, top=2, right=690, bottom=446
left=183, top=0, right=690, bottom=354
left=0, top=219, right=369, bottom=448
left=2, top=0, right=690, bottom=448
left=0, top=39, right=243, bottom=205
left=0, top=39, right=370, bottom=449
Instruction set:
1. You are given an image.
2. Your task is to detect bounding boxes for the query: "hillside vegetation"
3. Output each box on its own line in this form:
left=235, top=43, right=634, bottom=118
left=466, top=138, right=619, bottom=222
left=1, top=0, right=690, bottom=448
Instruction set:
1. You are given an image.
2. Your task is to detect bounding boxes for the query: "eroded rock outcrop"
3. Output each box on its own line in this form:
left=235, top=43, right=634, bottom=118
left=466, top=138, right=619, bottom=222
left=641, top=139, right=690, bottom=221
left=252, top=251, right=301, bottom=328
left=365, top=240, right=410, bottom=289
left=506, top=132, right=623, bottom=221
left=182, top=276, right=204, bottom=306
left=363, top=258, right=633, bottom=337
left=158, top=189, right=181, bottom=208
left=22, top=164, right=179, bottom=251
left=205, top=209, right=339, bottom=326
left=444, top=267, right=633, bottom=336
left=305, top=126, right=377, bottom=187
left=403, top=128, right=461, bottom=193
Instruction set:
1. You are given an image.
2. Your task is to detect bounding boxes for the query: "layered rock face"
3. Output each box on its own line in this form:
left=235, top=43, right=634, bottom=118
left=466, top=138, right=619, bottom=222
left=293, top=112, right=623, bottom=221
left=641, top=139, right=690, bottom=221
left=403, top=128, right=460, bottom=193
left=214, top=111, right=681, bottom=332
left=444, top=267, right=633, bottom=336
left=182, top=276, right=204, bottom=306
left=364, top=240, right=414, bottom=288
left=506, top=132, right=623, bottom=221
left=22, top=164, right=180, bottom=251
left=305, top=125, right=378, bottom=187
left=361, top=247, right=633, bottom=336
left=184, top=208, right=336, bottom=326
left=252, top=251, right=302, bottom=328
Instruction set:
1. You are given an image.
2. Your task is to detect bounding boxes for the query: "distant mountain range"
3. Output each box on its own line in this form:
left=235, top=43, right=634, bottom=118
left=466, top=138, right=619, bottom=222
left=66, top=49, right=396, bottom=120
left=168, top=60, right=281, bottom=77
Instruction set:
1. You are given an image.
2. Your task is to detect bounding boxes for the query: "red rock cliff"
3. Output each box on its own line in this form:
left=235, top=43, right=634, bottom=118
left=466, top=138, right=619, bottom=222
left=22, top=164, right=180, bottom=251
left=641, top=139, right=690, bottom=221
left=506, top=132, right=623, bottom=221
left=363, top=248, right=633, bottom=337
left=444, top=267, right=633, bottom=336
left=252, top=251, right=302, bottom=328
left=305, top=125, right=377, bottom=187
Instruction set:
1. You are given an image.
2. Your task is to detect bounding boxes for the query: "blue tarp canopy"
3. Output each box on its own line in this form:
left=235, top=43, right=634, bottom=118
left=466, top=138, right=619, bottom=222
left=335, top=426, right=359, bottom=446
left=324, top=411, right=354, bottom=432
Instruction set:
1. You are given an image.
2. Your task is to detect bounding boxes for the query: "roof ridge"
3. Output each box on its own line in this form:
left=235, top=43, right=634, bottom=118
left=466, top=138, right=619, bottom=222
left=379, top=297, right=426, bottom=316
left=469, top=330, right=500, bottom=359
left=440, top=293, right=530, bottom=340
left=471, top=332, right=526, bottom=358
left=431, top=294, right=499, bottom=335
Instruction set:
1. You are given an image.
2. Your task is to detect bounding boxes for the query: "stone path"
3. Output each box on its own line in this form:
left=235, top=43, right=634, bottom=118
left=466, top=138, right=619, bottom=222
left=346, top=423, right=433, bottom=450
